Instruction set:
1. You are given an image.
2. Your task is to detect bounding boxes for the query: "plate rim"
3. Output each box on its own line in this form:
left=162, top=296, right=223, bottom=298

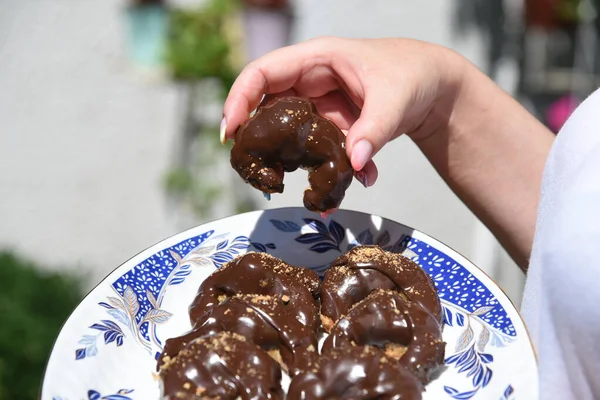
left=40, top=206, right=538, bottom=399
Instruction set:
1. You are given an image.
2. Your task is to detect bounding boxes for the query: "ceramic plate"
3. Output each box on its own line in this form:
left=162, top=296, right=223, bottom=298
left=42, top=207, right=537, bottom=400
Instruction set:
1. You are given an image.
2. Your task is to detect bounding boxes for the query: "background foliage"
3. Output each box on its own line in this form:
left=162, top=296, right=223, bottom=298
left=0, top=251, right=84, bottom=400
left=162, top=0, right=254, bottom=218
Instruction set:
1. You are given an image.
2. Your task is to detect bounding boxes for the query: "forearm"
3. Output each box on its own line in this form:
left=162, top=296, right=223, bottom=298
left=413, top=59, right=555, bottom=271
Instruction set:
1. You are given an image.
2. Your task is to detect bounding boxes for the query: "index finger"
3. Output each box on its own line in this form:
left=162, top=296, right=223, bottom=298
left=222, top=38, right=337, bottom=138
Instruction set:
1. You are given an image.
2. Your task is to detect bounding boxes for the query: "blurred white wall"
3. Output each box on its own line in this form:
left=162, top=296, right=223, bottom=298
left=0, top=0, right=181, bottom=285
left=0, top=0, right=525, bottom=304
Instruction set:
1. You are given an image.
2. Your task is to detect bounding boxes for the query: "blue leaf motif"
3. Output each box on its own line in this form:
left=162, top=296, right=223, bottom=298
left=303, top=218, right=328, bottom=234
left=457, top=313, right=465, bottom=327
left=116, top=335, right=124, bottom=346
left=75, top=348, right=86, bottom=360
left=78, top=335, right=97, bottom=346
left=444, top=386, right=480, bottom=400
left=480, top=353, right=494, bottom=363
left=86, top=342, right=98, bottom=357
left=444, top=307, right=454, bottom=326
left=451, top=389, right=479, bottom=399
left=103, top=396, right=133, bottom=400
left=229, top=243, right=249, bottom=251
left=295, top=233, right=331, bottom=244
left=457, top=348, right=476, bottom=368
left=459, top=355, right=478, bottom=373
left=102, top=320, right=123, bottom=333
left=265, top=243, right=276, bottom=249
left=216, top=240, right=228, bottom=250
left=98, top=302, right=113, bottom=309
left=482, top=367, right=493, bottom=387
left=376, top=231, right=390, bottom=246
left=104, top=330, right=119, bottom=345
left=445, top=343, right=495, bottom=397
left=251, top=242, right=267, bottom=252
left=503, top=385, right=514, bottom=398
left=356, top=229, right=374, bottom=245
left=211, top=252, right=234, bottom=265
left=456, top=348, right=473, bottom=367
left=174, top=270, right=191, bottom=277
left=169, top=278, right=185, bottom=285
left=269, top=219, right=301, bottom=232
left=445, top=352, right=461, bottom=364
left=472, top=365, right=484, bottom=386
left=309, top=242, right=339, bottom=253
left=88, top=390, right=101, bottom=400
left=444, top=387, right=459, bottom=395
left=89, top=323, right=110, bottom=332
left=328, top=220, right=345, bottom=244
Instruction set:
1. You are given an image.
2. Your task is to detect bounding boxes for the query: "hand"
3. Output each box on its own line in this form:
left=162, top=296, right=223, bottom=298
left=222, top=36, right=555, bottom=269
left=222, top=37, right=466, bottom=187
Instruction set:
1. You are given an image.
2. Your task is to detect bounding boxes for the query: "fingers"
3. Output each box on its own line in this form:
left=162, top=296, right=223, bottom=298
left=312, top=90, right=360, bottom=131
left=357, top=159, right=379, bottom=187
left=223, top=39, right=338, bottom=140
left=345, top=87, right=408, bottom=171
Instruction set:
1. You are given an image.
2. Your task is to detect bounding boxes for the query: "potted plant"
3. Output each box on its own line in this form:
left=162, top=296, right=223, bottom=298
left=123, top=0, right=169, bottom=71
left=162, top=0, right=258, bottom=220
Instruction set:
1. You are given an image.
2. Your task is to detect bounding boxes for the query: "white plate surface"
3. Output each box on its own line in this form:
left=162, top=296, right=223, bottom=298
left=43, top=207, right=537, bottom=400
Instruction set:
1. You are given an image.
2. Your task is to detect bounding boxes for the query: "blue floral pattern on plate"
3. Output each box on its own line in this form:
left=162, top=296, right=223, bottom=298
left=44, top=208, right=537, bottom=400
left=53, top=389, right=134, bottom=400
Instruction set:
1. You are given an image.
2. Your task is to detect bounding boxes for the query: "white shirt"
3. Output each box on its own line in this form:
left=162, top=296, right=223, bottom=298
left=521, top=88, right=600, bottom=399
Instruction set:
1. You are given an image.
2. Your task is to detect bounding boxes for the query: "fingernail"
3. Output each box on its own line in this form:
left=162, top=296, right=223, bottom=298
left=355, top=171, right=368, bottom=188
left=220, top=117, right=228, bottom=144
left=351, top=140, right=373, bottom=171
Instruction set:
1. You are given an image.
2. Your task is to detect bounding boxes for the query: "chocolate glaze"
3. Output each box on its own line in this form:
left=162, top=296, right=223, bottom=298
left=320, top=245, right=443, bottom=329
left=287, top=346, right=423, bottom=400
left=230, top=96, right=354, bottom=212
left=159, top=331, right=284, bottom=400
left=188, top=252, right=321, bottom=330
left=322, top=289, right=445, bottom=384
left=160, top=294, right=318, bottom=376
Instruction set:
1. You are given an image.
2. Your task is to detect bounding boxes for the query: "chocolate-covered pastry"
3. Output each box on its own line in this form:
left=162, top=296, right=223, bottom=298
left=159, top=332, right=284, bottom=400
left=287, top=346, right=423, bottom=400
left=230, top=96, right=354, bottom=212
left=160, top=294, right=318, bottom=376
left=322, top=289, right=445, bottom=384
left=320, top=245, right=443, bottom=331
left=188, top=252, right=320, bottom=329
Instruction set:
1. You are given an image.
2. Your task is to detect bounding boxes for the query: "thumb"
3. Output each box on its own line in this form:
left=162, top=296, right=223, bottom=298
left=346, top=92, right=406, bottom=171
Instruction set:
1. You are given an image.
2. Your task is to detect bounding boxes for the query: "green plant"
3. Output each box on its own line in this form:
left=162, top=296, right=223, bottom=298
left=165, top=0, right=239, bottom=89
left=0, top=251, right=85, bottom=400
left=555, top=0, right=600, bottom=23
left=163, top=0, right=256, bottom=220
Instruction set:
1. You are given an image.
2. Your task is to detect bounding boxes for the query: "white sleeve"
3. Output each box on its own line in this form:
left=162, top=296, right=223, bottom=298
left=521, top=88, right=600, bottom=399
